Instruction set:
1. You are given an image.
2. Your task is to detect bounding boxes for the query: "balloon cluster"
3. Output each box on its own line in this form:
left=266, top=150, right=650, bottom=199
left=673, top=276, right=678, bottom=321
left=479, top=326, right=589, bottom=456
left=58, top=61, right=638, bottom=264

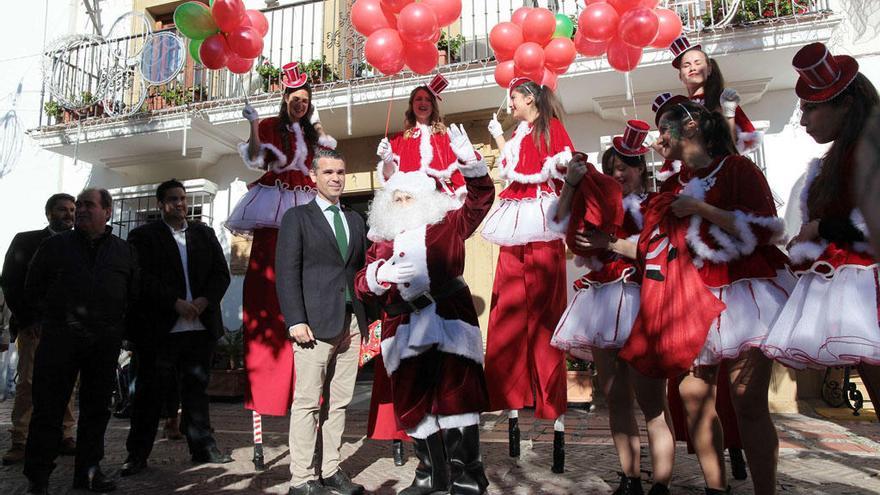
left=575, top=0, right=682, bottom=72
left=489, top=7, right=577, bottom=91
left=174, top=0, right=269, bottom=75
left=351, top=0, right=462, bottom=76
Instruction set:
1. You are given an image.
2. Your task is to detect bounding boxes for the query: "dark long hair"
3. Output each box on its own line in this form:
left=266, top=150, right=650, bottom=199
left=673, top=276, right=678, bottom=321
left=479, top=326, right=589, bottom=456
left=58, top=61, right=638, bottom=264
left=404, top=86, right=445, bottom=136
left=703, top=57, right=725, bottom=113
left=807, top=73, right=880, bottom=219
left=601, top=147, right=648, bottom=192
left=660, top=100, right=737, bottom=159
left=277, top=83, right=319, bottom=159
left=512, top=81, right=565, bottom=151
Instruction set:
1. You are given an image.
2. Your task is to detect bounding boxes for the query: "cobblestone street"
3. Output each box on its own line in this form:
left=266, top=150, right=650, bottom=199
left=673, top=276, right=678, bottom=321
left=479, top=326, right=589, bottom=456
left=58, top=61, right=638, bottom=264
left=1, top=382, right=879, bottom=494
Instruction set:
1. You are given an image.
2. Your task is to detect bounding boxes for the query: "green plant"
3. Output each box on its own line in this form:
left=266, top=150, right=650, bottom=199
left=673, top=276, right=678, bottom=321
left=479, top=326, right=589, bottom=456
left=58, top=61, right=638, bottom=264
left=566, top=357, right=592, bottom=372
left=80, top=91, right=95, bottom=105
left=43, top=100, right=63, bottom=119
left=256, top=59, right=282, bottom=80
left=437, top=32, right=466, bottom=57
left=302, top=56, right=339, bottom=83
left=214, top=326, right=244, bottom=370
left=159, top=86, right=191, bottom=106
left=701, top=0, right=815, bottom=26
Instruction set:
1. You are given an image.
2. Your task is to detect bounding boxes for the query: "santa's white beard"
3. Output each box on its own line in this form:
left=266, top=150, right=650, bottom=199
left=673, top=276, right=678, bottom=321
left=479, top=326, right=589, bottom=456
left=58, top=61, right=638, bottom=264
left=367, top=189, right=459, bottom=241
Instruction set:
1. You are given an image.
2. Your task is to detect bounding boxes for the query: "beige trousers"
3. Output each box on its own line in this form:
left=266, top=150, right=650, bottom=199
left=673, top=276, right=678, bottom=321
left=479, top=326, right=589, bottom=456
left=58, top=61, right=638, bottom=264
left=289, top=315, right=361, bottom=485
left=11, top=327, right=76, bottom=445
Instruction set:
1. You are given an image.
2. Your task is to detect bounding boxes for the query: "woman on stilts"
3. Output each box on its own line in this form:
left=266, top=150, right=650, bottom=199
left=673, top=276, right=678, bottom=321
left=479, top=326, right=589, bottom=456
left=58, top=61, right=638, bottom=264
left=481, top=77, right=572, bottom=473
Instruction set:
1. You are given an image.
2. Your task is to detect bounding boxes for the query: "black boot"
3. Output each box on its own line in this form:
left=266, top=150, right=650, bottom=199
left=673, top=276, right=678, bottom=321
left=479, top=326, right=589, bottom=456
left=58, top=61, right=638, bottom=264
left=705, top=487, right=732, bottom=495
left=393, top=439, right=406, bottom=467
left=728, top=447, right=747, bottom=481
left=646, top=483, right=669, bottom=495
left=612, top=474, right=644, bottom=495
left=551, top=430, right=564, bottom=473
left=399, top=432, right=448, bottom=495
left=443, top=425, right=489, bottom=495
left=508, top=417, right=520, bottom=458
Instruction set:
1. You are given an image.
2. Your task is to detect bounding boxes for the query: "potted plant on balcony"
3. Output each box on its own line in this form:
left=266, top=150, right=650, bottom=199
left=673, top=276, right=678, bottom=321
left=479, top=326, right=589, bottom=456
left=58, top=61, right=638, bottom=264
left=303, top=57, right=339, bottom=85
left=188, top=84, right=208, bottom=103
left=77, top=91, right=105, bottom=119
left=256, top=59, right=282, bottom=92
left=160, top=86, right=191, bottom=107
left=43, top=100, right=64, bottom=125
left=207, top=326, right=247, bottom=398
left=437, top=32, right=465, bottom=65
left=566, top=356, right=595, bottom=406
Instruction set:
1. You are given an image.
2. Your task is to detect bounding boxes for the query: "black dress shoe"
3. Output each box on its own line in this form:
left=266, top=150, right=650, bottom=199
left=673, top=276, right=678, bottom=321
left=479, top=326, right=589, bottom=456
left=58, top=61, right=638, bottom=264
left=612, top=474, right=644, bottom=495
left=393, top=439, right=406, bottom=467
left=73, top=466, right=117, bottom=492
left=322, top=470, right=364, bottom=495
left=289, top=480, right=333, bottom=495
left=647, top=483, right=670, bottom=495
left=26, top=480, right=48, bottom=495
left=192, top=446, right=233, bottom=464
left=729, top=447, right=748, bottom=480
left=120, top=455, right=147, bottom=476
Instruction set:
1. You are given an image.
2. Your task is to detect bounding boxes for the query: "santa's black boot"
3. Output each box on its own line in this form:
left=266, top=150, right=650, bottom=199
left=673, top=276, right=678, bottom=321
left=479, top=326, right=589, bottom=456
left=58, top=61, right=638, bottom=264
left=508, top=417, right=520, bottom=457
left=443, top=425, right=489, bottom=495
left=399, top=432, right=448, bottom=495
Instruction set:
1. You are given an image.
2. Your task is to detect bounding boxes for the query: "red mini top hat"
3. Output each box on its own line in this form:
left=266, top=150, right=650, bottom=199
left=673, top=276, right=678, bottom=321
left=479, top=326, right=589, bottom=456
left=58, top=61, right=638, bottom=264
left=792, top=42, right=859, bottom=103
left=670, top=36, right=702, bottom=69
left=652, top=92, right=690, bottom=126
left=426, top=73, right=449, bottom=101
left=613, top=120, right=651, bottom=157
left=281, top=62, right=308, bottom=89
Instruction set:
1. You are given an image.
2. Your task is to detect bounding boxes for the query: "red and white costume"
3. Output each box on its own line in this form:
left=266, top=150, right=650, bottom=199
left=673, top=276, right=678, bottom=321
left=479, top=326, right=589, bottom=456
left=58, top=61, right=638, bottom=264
left=355, top=164, right=494, bottom=431
left=377, top=124, right=467, bottom=199
left=482, top=117, right=573, bottom=419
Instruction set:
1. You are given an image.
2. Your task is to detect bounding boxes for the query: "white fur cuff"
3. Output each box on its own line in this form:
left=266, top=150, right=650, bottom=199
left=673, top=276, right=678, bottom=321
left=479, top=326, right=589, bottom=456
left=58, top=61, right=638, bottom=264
left=238, top=142, right=270, bottom=171
left=788, top=240, right=828, bottom=265
left=731, top=210, right=787, bottom=256
left=318, top=134, right=337, bottom=150
left=366, top=260, right=390, bottom=295
left=458, top=158, right=489, bottom=178
left=545, top=198, right=570, bottom=234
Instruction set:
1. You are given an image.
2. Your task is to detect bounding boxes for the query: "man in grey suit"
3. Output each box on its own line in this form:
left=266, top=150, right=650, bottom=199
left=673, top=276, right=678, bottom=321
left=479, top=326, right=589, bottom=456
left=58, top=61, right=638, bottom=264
left=276, top=148, right=368, bottom=495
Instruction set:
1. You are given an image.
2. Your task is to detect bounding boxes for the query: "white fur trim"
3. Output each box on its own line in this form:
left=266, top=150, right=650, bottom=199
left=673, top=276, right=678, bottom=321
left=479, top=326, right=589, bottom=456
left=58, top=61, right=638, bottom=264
left=384, top=172, right=437, bottom=196
left=655, top=160, right=681, bottom=182
left=736, top=129, right=764, bottom=155
left=731, top=211, right=787, bottom=255
left=366, top=260, right=390, bottom=295
left=416, top=124, right=433, bottom=173
left=238, top=141, right=288, bottom=171
left=622, top=193, right=646, bottom=230
left=381, top=305, right=485, bottom=375
left=318, top=133, right=337, bottom=150
left=457, top=158, right=488, bottom=178
left=273, top=123, right=309, bottom=174
left=850, top=209, right=873, bottom=254
left=393, top=227, right=430, bottom=301
left=437, top=413, right=481, bottom=429
left=547, top=148, right=573, bottom=181
left=407, top=415, right=440, bottom=439
left=788, top=240, right=828, bottom=265
left=680, top=158, right=743, bottom=266
left=546, top=197, right=569, bottom=234
left=499, top=121, right=530, bottom=180
left=376, top=155, right=402, bottom=185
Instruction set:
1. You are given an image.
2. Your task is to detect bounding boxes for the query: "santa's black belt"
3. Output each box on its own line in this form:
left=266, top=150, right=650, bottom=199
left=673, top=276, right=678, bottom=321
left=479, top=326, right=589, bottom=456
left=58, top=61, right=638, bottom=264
left=383, top=276, right=467, bottom=317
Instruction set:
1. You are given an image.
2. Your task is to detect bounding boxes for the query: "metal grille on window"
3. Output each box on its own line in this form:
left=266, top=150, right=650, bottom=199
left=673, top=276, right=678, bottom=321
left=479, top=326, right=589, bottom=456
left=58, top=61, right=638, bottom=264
left=108, top=179, right=217, bottom=240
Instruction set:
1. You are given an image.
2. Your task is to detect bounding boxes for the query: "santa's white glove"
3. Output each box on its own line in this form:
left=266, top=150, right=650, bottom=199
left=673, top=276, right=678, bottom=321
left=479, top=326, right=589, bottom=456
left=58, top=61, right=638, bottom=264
left=242, top=103, right=259, bottom=123
left=488, top=113, right=503, bottom=138
left=376, top=138, right=394, bottom=163
left=720, top=88, right=741, bottom=119
left=376, top=261, right=415, bottom=285
left=448, top=123, right=478, bottom=163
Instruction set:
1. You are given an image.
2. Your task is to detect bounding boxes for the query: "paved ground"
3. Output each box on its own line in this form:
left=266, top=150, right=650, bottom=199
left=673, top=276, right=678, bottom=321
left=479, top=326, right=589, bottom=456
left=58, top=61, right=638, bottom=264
left=1, top=381, right=879, bottom=494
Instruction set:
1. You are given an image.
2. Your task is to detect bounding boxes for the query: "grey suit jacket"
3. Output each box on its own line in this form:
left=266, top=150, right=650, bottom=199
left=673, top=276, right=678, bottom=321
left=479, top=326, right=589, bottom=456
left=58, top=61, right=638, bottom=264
left=275, top=199, right=368, bottom=341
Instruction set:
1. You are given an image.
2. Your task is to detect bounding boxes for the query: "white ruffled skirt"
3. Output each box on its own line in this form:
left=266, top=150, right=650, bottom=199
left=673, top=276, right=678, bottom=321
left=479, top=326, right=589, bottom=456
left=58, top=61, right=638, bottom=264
left=762, top=265, right=880, bottom=369
left=481, top=196, right=564, bottom=246
left=551, top=281, right=640, bottom=361
left=694, top=270, right=796, bottom=367
left=225, top=182, right=316, bottom=236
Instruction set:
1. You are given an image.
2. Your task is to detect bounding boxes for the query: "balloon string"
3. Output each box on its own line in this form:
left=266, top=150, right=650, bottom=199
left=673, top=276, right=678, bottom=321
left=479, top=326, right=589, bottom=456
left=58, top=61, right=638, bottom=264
left=384, top=80, right=395, bottom=138
left=625, top=72, right=638, bottom=120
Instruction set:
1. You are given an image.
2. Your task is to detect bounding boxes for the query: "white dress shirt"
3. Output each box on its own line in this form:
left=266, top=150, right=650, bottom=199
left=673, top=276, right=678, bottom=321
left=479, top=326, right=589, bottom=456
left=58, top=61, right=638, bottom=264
left=165, top=220, right=206, bottom=333
left=314, top=195, right=350, bottom=245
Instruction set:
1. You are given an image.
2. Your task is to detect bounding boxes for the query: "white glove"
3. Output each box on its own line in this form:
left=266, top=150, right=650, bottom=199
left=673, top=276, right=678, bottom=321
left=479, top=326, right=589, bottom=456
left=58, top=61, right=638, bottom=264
left=242, top=103, right=259, bottom=123
left=376, top=261, right=415, bottom=285
left=720, top=88, right=741, bottom=119
left=448, top=123, right=477, bottom=163
left=376, top=137, right=394, bottom=163
left=488, top=113, right=503, bottom=138
left=310, top=106, right=321, bottom=125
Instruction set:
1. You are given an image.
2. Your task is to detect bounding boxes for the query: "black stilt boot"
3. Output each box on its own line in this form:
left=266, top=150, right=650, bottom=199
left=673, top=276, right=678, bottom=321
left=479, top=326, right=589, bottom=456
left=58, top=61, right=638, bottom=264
left=393, top=439, right=406, bottom=467
left=646, top=482, right=669, bottom=495
left=705, top=487, right=732, bottom=494
left=728, top=447, right=747, bottom=480
left=612, top=474, right=644, bottom=495
left=551, top=430, right=564, bottom=473
left=399, top=432, right=448, bottom=495
left=443, top=425, right=489, bottom=495
left=508, top=417, right=520, bottom=458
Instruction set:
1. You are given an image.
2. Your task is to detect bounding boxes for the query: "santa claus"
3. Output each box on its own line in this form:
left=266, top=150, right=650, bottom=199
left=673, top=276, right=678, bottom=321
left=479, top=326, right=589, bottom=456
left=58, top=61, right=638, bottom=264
left=355, top=124, right=493, bottom=495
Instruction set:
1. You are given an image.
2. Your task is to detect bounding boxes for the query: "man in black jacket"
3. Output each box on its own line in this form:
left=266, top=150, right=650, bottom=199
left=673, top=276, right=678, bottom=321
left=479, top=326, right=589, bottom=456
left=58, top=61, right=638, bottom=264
left=120, top=179, right=232, bottom=476
left=0, top=194, right=78, bottom=465
left=23, top=188, right=138, bottom=494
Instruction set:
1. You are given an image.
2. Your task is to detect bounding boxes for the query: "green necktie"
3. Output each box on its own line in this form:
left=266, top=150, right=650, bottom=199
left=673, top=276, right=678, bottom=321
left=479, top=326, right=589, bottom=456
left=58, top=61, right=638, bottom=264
left=326, top=204, right=351, bottom=302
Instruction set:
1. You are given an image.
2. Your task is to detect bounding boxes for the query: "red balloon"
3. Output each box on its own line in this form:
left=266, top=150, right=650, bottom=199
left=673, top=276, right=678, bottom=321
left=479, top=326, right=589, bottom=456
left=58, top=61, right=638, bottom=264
left=618, top=7, right=659, bottom=48
left=511, top=7, right=532, bottom=27
left=365, top=28, right=405, bottom=75
left=227, top=53, right=254, bottom=74
left=489, top=22, right=523, bottom=58
left=398, top=3, right=439, bottom=43
left=513, top=42, right=545, bottom=74
left=495, top=48, right=513, bottom=62
left=606, top=36, right=642, bottom=72
left=199, top=33, right=229, bottom=69
left=574, top=31, right=609, bottom=57
left=421, top=0, right=462, bottom=28
left=522, top=8, right=556, bottom=46
left=243, top=10, right=269, bottom=36
left=650, top=8, right=683, bottom=48
left=608, top=0, right=641, bottom=14
left=515, top=66, right=544, bottom=85
left=381, top=0, right=413, bottom=13
left=579, top=3, right=620, bottom=43
left=212, top=0, right=246, bottom=33
left=543, top=37, right=576, bottom=73
left=494, top=60, right=516, bottom=87
left=541, top=68, right=558, bottom=91
left=640, top=0, right=660, bottom=7
left=404, top=41, right=439, bottom=75
left=352, top=0, right=397, bottom=37
left=227, top=26, right=263, bottom=59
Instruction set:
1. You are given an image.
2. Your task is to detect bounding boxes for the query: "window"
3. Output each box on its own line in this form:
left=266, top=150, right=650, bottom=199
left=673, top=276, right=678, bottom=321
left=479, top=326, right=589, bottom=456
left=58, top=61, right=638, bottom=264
left=108, top=179, right=217, bottom=239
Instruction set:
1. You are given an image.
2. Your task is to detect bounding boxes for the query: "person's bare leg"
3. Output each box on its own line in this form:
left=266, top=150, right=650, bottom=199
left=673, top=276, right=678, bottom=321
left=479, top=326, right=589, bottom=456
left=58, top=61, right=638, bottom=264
left=593, top=349, right=641, bottom=478
left=857, top=363, right=880, bottom=422
left=679, top=370, right=726, bottom=490
left=632, top=371, right=675, bottom=487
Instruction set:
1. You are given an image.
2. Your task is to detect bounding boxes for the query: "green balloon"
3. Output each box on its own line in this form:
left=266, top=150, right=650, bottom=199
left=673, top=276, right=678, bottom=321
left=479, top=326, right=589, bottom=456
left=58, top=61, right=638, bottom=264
left=189, top=38, right=203, bottom=64
left=553, top=13, right=575, bottom=39
left=174, top=1, right=219, bottom=40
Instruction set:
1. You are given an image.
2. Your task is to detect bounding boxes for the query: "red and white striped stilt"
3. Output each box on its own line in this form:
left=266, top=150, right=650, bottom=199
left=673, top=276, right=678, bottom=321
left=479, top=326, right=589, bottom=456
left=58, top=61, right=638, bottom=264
left=252, top=410, right=265, bottom=470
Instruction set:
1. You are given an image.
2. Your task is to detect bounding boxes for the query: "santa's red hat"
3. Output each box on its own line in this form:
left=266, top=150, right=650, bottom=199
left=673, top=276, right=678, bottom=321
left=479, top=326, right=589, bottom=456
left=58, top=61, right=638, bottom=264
left=613, top=120, right=650, bottom=157
left=670, top=36, right=702, bottom=69
left=281, top=62, right=308, bottom=89
left=792, top=42, right=859, bottom=103
left=652, top=92, right=690, bottom=126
